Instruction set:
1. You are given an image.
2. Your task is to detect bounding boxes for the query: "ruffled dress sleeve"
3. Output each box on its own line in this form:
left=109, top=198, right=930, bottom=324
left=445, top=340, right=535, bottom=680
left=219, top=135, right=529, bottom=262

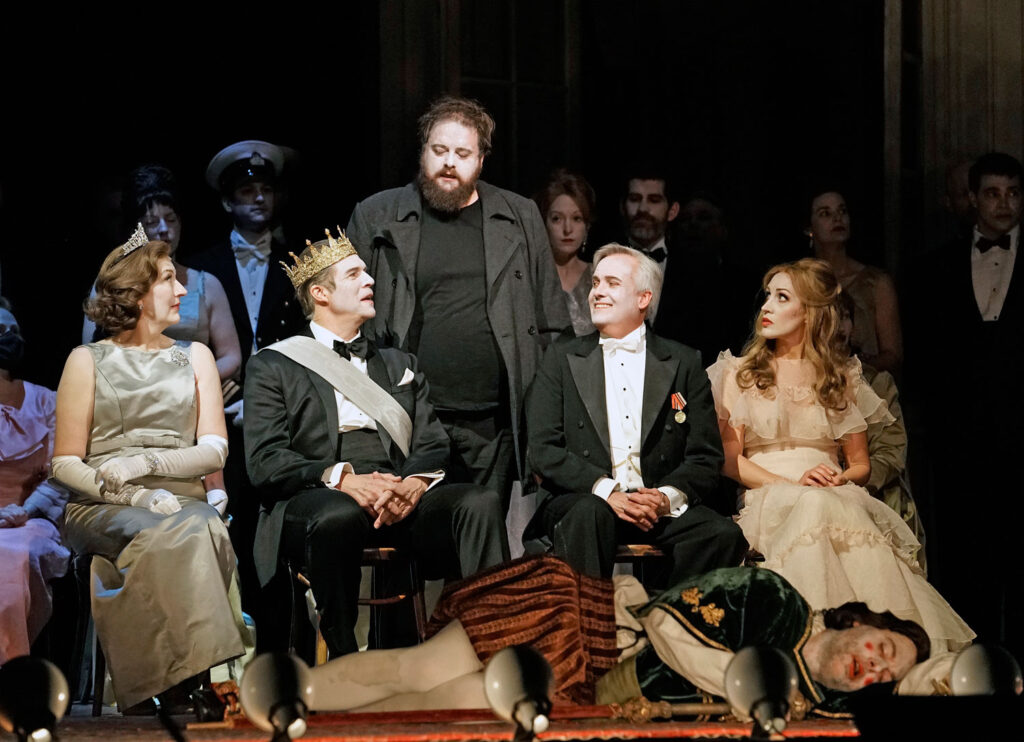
left=706, top=351, right=749, bottom=429
left=828, top=358, right=895, bottom=441
left=706, top=352, right=894, bottom=446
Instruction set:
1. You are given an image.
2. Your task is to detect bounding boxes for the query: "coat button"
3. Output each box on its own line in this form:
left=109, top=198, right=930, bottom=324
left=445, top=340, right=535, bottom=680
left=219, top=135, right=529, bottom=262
left=515, top=270, right=523, bottom=279
left=582, top=449, right=590, bottom=457
left=577, top=420, right=584, bottom=428
left=283, top=300, right=289, bottom=306
left=280, top=320, right=286, bottom=325
left=660, top=454, right=666, bottom=462
left=665, top=424, right=672, bottom=432
left=528, top=326, right=536, bottom=335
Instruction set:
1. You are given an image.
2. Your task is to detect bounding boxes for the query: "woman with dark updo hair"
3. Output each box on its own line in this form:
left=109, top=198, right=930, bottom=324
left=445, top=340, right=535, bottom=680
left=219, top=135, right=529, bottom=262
left=83, top=165, right=242, bottom=384
left=52, top=232, right=248, bottom=713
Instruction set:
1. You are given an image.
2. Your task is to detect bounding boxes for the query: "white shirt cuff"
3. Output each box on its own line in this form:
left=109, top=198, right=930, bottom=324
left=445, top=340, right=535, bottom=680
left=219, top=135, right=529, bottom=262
left=658, top=486, right=689, bottom=518
left=325, top=462, right=355, bottom=488
left=592, top=477, right=619, bottom=500
left=408, top=471, right=445, bottom=491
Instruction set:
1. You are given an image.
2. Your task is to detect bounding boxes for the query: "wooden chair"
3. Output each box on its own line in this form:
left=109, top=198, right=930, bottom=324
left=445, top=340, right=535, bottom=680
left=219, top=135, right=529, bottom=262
left=614, top=544, right=667, bottom=583
left=290, top=546, right=428, bottom=665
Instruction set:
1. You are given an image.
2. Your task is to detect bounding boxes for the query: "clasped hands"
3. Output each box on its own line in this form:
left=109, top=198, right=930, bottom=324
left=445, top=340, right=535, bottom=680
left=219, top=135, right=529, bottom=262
left=798, top=464, right=848, bottom=487
left=607, top=487, right=671, bottom=532
left=338, top=471, right=428, bottom=529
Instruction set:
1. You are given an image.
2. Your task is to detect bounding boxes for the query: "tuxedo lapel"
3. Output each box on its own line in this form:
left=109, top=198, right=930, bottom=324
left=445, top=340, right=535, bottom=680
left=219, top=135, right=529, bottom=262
left=960, top=237, right=984, bottom=322
left=366, top=350, right=401, bottom=463
left=211, top=244, right=254, bottom=352
left=999, top=236, right=1024, bottom=321
left=256, top=244, right=293, bottom=335
left=567, top=340, right=611, bottom=454
left=641, top=336, right=679, bottom=444
left=296, top=326, right=340, bottom=454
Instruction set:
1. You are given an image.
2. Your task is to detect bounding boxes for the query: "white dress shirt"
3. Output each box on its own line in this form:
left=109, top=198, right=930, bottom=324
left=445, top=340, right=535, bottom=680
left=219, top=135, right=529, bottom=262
left=590, top=324, right=688, bottom=518
left=231, top=229, right=273, bottom=353
left=309, top=322, right=442, bottom=490
left=971, top=224, right=1019, bottom=321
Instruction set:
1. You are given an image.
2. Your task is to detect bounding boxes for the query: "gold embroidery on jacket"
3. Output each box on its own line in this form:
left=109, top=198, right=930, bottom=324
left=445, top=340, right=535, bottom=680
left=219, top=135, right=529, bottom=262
left=678, top=587, right=724, bottom=627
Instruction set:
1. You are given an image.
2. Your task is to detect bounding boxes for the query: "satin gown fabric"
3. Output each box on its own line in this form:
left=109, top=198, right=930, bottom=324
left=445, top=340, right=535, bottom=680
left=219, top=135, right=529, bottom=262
left=62, top=342, right=247, bottom=708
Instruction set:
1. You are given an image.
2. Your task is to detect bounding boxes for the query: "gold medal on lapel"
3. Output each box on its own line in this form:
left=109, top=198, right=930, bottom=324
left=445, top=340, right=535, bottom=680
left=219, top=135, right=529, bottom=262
left=671, top=392, right=687, bottom=424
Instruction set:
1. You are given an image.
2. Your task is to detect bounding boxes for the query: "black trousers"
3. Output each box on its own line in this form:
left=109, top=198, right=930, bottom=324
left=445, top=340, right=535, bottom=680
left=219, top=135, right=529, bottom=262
left=437, top=408, right=517, bottom=514
left=267, top=483, right=509, bottom=657
left=529, top=493, right=748, bottom=586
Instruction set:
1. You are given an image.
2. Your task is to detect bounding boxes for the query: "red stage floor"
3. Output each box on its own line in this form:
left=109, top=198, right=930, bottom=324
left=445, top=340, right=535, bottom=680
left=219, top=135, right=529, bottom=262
left=23, top=706, right=859, bottom=741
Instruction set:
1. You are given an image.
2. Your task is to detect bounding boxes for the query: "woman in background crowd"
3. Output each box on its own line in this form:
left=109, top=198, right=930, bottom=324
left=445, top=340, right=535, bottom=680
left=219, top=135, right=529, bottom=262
left=806, top=189, right=903, bottom=372
left=534, top=169, right=597, bottom=335
left=83, top=165, right=242, bottom=385
left=0, top=298, right=69, bottom=664
left=52, top=231, right=247, bottom=712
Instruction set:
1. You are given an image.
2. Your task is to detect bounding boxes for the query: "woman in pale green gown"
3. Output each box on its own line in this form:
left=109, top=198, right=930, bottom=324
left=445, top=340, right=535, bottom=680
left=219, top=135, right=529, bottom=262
left=51, top=230, right=248, bottom=711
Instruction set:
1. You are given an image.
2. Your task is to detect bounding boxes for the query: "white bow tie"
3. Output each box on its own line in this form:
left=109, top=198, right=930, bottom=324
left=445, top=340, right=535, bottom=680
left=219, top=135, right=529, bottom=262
left=600, top=336, right=642, bottom=355
left=230, top=232, right=272, bottom=268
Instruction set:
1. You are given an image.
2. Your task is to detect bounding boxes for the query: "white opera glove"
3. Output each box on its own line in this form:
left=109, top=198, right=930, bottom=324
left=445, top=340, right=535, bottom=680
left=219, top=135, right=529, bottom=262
left=130, top=487, right=181, bottom=515
left=153, top=435, right=229, bottom=476
left=206, top=488, right=228, bottom=517
left=52, top=455, right=146, bottom=506
left=52, top=454, right=114, bottom=503
left=225, top=399, right=244, bottom=428
left=95, top=436, right=229, bottom=494
left=95, top=455, right=152, bottom=493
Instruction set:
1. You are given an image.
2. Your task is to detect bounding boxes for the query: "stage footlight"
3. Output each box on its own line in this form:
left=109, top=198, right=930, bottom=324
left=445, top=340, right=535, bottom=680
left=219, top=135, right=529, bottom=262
left=951, top=644, right=1024, bottom=696
left=484, top=645, right=553, bottom=742
left=0, top=657, right=69, bottom=742
left=724, top=646, right=799, bottom=738
left=240, top=653, right=314, bottom=742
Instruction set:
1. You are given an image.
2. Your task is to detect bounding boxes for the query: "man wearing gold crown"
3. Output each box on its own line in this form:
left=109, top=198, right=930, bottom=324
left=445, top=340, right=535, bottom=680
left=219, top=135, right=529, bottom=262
left=347, top=97, right=570, bottom=516
left=242, top=229, right=510, bottom=658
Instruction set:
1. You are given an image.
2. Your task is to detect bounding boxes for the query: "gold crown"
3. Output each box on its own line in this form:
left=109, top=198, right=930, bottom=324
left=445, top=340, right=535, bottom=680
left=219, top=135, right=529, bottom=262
left=117, top=223, right=149, bottom=259
left=280, top=227, right=357, bottom=288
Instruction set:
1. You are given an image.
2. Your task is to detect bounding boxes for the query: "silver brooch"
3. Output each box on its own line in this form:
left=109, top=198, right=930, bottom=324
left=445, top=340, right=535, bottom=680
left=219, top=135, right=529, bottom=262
left=168, top=347, right=190, bottom=367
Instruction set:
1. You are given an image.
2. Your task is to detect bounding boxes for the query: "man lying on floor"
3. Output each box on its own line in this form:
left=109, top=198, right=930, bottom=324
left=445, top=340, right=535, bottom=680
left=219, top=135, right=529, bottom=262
left=310, top=556, right=954, bottom=718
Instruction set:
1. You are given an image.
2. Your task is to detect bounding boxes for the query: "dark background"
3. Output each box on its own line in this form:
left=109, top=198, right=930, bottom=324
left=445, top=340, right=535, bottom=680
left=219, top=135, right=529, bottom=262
left=1, top=1, right=884, bottom=388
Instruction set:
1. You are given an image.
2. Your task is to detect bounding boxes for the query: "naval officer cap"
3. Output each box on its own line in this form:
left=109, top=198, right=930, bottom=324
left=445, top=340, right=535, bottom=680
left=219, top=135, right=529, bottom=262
left=206, top=140, right=286, bottom=193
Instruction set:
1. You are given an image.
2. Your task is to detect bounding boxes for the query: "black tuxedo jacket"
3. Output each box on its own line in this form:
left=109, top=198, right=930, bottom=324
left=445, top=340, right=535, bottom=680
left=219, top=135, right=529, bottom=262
left=243, top=327, right=450, bottom=583
left=187, top=238, right=305, bottom=372
left=936, top=234, right=1024, bottom=328
left=525, top=329, right=724, bottom=504
left=917, top=234, right=1024, bottom=428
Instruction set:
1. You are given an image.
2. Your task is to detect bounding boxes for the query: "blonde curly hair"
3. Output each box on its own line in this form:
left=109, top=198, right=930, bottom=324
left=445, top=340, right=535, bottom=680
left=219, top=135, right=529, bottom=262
left=737, top=257, right=849, bottom=411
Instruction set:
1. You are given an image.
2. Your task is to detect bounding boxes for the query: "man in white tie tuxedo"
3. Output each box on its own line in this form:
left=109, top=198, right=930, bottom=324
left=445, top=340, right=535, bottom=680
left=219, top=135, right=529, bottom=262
left=523, top=244, right=746, bottom=584
left=192, top=140, right=305, bottom=367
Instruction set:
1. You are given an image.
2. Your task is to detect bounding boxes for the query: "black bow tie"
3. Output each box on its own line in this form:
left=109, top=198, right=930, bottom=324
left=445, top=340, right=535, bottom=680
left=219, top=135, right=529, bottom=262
left=333, top=336, right=369, bottom=360
left=977, top=234, right=1012, bottom=253
left=643, top=247, right=668, bottom=263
